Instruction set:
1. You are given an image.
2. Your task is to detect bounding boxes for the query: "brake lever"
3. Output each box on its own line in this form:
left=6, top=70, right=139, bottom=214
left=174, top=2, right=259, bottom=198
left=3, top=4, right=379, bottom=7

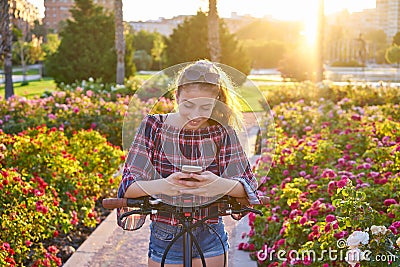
left=231, top=207, right=263, bottom=216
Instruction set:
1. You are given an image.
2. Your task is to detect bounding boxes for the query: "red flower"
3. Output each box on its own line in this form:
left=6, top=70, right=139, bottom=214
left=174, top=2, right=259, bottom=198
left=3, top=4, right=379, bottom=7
left=48, top=245, right=59, bottom=254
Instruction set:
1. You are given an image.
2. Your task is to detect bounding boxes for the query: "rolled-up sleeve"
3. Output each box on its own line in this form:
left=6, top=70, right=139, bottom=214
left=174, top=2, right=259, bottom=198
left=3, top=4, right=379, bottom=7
left=218, top=127, right=261, bottom=205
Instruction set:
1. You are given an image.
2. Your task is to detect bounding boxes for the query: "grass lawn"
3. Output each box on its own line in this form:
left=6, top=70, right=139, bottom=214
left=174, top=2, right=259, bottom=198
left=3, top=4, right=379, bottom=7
left=0, top=77, right=56, bottom=99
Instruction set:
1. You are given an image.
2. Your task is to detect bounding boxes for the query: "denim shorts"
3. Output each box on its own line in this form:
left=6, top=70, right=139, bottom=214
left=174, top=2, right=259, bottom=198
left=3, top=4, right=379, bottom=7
left=148, top=217, right=229, bottom=265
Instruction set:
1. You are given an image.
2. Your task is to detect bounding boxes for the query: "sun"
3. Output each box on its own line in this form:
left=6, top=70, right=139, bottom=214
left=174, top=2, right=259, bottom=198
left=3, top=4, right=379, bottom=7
left=302, top=13, right=318, bottom=45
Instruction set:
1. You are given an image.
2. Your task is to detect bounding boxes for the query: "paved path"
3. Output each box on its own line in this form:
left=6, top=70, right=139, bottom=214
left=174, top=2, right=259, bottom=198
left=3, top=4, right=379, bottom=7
left=63, top=112, right=263, bottom=267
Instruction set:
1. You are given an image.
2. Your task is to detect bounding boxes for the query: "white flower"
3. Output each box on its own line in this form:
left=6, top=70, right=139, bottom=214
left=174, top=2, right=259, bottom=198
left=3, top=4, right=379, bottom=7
left=345, top=248, right=363, bottom=267
left=347, top=231, right=369, bottom=248
left=371, top=225, right=387, bottom=235
left=397, top=237, right=400, bottom=247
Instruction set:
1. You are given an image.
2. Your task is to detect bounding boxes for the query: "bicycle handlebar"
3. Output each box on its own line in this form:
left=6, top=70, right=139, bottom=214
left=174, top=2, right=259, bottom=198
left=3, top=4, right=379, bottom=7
left=102, top=195, right=269, bottom=209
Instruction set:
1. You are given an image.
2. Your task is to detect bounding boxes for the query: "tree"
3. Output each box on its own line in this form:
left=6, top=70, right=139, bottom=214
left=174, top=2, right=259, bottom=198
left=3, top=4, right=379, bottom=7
left=208, top=0, right=220, bottom=62
left=13, top=34, right=44, bottom=64
left=393, top=32, right=400, bottom=46
left=244, top=40, right=287, bottom=68
left=151, top=34, right=166, bottom=70
left=124, top=31, right=136, bottom=77
left=0, top=0, right=14, bottom=99
left=45, top=0, right=116, bottom=85
left=114, top=0, right=124, bottom=84
left=134, top=50, right=152, bottom=70
left=278, top=47, right=314, bottom=81
left=31, top=20, right=47, bottom=40
left=132, top=30, right=156, bottom=53
left=42, top=33, right=60, bottom=57
left=385, top=45, right=400, bottom=67
left=364, top=29, right=388, bottom=64
left=166, top=11, right=251, bottom=75
left=12, top=27, right=32, bottom=85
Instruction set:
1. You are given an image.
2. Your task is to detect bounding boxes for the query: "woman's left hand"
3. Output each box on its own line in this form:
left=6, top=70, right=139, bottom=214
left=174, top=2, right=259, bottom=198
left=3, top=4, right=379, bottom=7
left=177, top=171, right=238, bottom=197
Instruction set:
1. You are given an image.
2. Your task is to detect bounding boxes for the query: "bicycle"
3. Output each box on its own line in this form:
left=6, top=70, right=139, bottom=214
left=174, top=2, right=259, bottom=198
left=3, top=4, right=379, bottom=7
left=102, top=195, right=268, bottom=267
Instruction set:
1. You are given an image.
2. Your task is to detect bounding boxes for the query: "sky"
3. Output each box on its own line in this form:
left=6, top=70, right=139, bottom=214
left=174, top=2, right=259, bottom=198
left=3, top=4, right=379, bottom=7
left=27, top=0, right=376, bottom=22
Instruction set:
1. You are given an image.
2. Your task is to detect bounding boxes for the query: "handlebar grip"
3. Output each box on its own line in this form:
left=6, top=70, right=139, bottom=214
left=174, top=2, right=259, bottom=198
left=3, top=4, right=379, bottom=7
left=102, top=198, right=127, bottom=209
left=102, top=197, right=149, bottom=209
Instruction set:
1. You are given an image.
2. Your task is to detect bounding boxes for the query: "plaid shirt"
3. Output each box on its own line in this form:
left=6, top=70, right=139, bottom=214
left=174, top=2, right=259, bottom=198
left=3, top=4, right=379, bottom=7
left=117, top=114, right=260, bottom=231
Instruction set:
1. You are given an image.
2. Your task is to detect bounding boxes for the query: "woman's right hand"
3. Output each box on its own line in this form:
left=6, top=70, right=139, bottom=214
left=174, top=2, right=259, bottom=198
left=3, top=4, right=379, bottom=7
left=160, top=172, right=194, bottom=196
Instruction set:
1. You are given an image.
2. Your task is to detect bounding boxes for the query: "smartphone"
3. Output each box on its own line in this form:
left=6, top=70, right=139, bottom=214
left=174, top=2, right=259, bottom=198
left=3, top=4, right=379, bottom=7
left=180, top=165, right=202, bottom=181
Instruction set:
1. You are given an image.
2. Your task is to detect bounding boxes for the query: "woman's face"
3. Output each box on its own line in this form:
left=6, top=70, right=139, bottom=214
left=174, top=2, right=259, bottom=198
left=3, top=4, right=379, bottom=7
left=176, top=84, right=219, bottom=130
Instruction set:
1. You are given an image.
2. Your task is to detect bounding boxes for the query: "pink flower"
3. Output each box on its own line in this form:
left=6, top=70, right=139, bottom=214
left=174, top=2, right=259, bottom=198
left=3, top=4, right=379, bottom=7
left=334, top=230, right=348, bottom=239
left=303, top=256, right=312, bottom=265
left=363, top=163, right=372, bottom=169
left=337, top=178, right=348, bottom=188
left=321, top=169, right=337, bottom=179
left=276, top=239, right=285, bottom=246
left=384, top=199, right=397, bottom=206
left=304, top=126, right=312, bottom=132
left=47, top=113, right=57, bottom=120
left=299, top=216, right=307, bottom=225
left=351, top=114, right=361, bottom=121
left=312, top=225, right=320, bottom=233
left=86, top=90, right=94, bottom=97
left=326, top=215, right=336, bottom=223
left=324, top=223, right=331, bottom=232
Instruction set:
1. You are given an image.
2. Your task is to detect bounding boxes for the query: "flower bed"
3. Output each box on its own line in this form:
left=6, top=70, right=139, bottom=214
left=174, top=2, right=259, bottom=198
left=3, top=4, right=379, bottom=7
left=1, top=81, right=399, bottom=266
left=0, top=83, right=175, bottom=265
left=0, top=126, right=124, bottom=266
left=244, top=97, right=400, bottom=266
left=0, top=89, right=145, bottom=148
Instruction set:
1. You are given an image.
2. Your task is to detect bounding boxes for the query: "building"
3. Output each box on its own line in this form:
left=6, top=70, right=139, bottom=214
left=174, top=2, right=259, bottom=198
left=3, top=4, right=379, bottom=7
left=9, top=0, right=41, bottom=36
left=376, top=0, right=400, bottom=42
left=129, top=15, right=189, bottom=36
left=128, top=13, right=256, bottom=37
left=43, top=0, right=114, bottom=32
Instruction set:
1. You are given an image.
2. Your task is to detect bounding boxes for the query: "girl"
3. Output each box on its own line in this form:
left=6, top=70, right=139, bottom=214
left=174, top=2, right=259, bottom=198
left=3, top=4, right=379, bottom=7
left=117, top=60, right=261, bottom=267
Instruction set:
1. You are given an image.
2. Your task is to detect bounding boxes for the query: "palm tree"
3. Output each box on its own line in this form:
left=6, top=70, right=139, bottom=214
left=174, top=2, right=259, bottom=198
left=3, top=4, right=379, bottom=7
left=0, top=0, right=14, bottom=99
left=315, top=0, right=324, bottom=82
left=208, top=0, right=221, bottom=62
left=114, top=0, right=124, bottom=85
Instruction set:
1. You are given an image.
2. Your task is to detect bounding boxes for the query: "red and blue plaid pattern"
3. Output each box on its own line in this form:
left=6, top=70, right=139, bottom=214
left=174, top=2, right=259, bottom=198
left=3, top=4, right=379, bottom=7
left=117, top=114, right=260, bottom=231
